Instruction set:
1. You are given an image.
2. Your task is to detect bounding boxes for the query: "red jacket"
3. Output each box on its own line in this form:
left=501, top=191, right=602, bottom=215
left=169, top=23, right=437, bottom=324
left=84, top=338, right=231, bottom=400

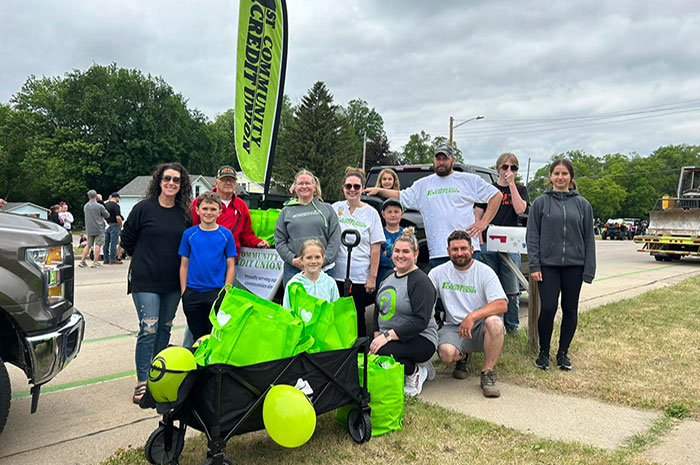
left=190, top=190, right=262, bottom=253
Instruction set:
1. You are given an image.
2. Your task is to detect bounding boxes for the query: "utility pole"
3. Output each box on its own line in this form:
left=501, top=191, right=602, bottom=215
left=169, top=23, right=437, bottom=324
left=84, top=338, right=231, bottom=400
left=361, top=131, right=367, bottom=171
left=526, top=158, right=531, bottom=186
left=449, top=115, right=484, bottom=146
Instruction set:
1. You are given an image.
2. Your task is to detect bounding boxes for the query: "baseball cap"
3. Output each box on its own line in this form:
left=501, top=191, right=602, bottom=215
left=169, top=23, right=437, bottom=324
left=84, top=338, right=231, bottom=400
left=110, top=192, right=120, bottom=198
left=434, top=143, right=455, bottom=158
left=382, top=198, right=404, bottom=211
left=216, top=165, right=237, bottom=179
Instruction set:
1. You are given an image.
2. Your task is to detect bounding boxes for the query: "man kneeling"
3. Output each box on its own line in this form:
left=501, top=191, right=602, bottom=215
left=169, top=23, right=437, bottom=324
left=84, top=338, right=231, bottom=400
left=428, top=230, right=507, bottom=397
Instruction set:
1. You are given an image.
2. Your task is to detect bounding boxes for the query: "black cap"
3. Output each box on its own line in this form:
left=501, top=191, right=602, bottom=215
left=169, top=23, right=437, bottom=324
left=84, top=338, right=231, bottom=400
left=110, top=192, right=120, bottom=198
left=382, top=198, right=404, bottom=211
left=216, top=165, right=237, bottom=179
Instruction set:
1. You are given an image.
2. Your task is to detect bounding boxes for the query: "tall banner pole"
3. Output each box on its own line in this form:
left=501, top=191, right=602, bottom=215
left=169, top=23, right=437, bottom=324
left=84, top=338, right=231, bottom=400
left=234, top=0, right=288, bottom=197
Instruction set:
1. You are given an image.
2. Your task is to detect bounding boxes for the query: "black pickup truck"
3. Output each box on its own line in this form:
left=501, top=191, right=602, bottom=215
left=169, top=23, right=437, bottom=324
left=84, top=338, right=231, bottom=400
left=0, top=212, right=85, bottom=436
left=362, top=163, right=499, bottom=270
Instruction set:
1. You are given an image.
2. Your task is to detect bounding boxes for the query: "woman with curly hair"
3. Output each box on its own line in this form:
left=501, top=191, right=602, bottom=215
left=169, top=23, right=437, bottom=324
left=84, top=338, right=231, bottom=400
left=121, top=162, right=192, bottom=403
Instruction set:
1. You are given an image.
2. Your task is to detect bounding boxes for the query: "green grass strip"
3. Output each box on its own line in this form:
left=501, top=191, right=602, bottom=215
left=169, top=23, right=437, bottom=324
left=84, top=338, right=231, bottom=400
left=595, top=264, right=675, bottom=281
left=12, top=369, right=136, bottom=400
left=83, top=325, right=185, bottom=344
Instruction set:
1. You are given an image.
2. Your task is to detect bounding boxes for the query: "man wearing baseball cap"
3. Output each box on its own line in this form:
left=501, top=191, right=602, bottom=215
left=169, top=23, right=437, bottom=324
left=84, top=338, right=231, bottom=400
left=190, top=165, right=269, bottom=253
left=366, top=143, right=502, bottom=267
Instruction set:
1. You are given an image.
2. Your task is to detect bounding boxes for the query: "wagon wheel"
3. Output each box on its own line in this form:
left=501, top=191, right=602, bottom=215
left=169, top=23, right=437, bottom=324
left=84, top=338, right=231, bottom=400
left=347, top=407, right=372, bottom=444
left=145, top=424, right=184, bottom=465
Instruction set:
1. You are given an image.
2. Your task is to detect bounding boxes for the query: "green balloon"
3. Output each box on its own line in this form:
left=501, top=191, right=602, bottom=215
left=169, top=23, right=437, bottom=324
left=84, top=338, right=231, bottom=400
left=263, top=384, right=316, bottom=448
left=147, top=346, right=196, bottom=403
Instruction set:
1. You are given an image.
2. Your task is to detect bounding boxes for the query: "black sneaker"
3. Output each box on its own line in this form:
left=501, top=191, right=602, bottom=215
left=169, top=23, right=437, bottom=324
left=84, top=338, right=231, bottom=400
left=557, top=352, right=572, bottom=370
left=452, top=354, right=469, bottom=379
left=535, top=351, right=549, bottom=370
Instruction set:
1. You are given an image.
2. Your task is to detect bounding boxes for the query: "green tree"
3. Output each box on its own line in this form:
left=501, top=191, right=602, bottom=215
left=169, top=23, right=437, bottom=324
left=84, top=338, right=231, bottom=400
left=401, top=131, right=432, bottom=164
left=271, top=82, right=357, bottom=200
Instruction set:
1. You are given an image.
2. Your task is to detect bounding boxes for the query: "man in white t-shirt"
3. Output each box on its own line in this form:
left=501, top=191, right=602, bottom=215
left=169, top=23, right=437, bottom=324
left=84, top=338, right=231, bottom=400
left=365, top=143, right=502, bottom=268
left=428, top=230, right=507, bottom=397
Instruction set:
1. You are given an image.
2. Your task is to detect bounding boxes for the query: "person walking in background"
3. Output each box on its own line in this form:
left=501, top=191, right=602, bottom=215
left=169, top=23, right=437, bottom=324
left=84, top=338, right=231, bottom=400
left=474, top=153, right=529, bottom=334
left=282, top=239, right=339, bottom=310
left=371, top=228, right=438, bottom=397
left=48, top=205, right=62, bottom=225
left=332, top=167, right=385, bottom=337
left=59, top=202, right=74, bottom=231
left=275, top=169, right=340, bottom=286
left=377, top=198, right=404, bottom=287
left=104, top=193, right=123, bottom=265
left=179, top=191, right=236, bottom=341
left=527, top=159, right=596, bottom=371
left=79, top=189, right=109, bottom=268
left=121, top=162, right=192, bottom=404
left=374, top=168, right=400, bottom=192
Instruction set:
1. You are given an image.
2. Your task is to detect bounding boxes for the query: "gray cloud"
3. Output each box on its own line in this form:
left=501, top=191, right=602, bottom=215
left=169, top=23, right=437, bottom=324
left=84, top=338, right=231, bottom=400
left=2, top=0, right=699, bottom=174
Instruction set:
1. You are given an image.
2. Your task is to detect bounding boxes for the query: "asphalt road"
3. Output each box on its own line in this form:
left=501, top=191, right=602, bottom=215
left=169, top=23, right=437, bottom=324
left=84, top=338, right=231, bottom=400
left=1, top=239, right=698, bottom=465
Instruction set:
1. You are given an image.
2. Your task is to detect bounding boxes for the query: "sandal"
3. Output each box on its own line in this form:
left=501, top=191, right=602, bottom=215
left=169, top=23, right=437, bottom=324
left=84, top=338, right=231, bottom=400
left=133, top=381, right=147, bottom=404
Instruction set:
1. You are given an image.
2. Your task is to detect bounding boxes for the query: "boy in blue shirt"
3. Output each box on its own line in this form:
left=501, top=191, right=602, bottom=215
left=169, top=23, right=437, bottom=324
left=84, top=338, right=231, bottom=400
left=179, top=192, right=237, bottom=340
left=377, top=198, right=404, bottom=287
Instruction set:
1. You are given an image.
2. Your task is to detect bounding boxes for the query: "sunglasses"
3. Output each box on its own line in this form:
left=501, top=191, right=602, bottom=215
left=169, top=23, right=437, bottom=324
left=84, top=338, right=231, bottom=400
left=500, top=164, right=518, bottom=172
left=162, top=175, right=181, bottom=184
left=344, top=183, right=362, bottom=191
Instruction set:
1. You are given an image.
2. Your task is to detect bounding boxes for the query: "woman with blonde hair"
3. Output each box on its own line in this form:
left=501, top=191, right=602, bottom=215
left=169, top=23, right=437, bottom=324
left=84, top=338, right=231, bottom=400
left=370, top=227, right=438, bottom=397
left=275, top=169, right=340, bottom=286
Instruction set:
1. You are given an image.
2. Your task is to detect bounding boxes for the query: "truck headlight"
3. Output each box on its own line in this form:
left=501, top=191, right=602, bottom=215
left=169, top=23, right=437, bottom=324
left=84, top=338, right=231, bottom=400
left=26, top=246, right=66, bottom=305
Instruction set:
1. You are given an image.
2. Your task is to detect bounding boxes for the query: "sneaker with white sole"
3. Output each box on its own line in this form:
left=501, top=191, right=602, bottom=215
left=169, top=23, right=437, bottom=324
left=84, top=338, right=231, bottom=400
left=404, top=365, right=429, bottom=397
left=419, top=360, right=435, bottom=381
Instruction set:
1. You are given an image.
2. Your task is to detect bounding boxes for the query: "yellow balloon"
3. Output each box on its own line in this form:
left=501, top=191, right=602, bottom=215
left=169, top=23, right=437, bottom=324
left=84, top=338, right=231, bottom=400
left=263, top=385, right=316, bottom=448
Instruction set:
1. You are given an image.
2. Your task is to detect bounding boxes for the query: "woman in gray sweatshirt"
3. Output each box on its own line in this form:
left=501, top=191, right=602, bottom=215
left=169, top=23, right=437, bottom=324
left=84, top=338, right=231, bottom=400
left=526, top=159, right=596, bottom=371
left=274, top=169, right=340, bottom=286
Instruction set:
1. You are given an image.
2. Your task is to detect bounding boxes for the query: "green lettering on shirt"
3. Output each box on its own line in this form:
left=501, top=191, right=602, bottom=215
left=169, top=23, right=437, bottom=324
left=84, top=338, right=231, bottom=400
left=442, top=281, right=477, bottom=293
left=338, top=217, right=368, bottom=228
left=292, top=211, right=321, bottom=219
left=427, top=187, right=460, bottom=197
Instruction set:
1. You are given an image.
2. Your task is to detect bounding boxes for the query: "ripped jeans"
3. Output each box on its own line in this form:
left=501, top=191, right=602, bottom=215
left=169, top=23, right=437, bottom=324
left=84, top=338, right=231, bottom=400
left=132, top=291, right=181, bottom=381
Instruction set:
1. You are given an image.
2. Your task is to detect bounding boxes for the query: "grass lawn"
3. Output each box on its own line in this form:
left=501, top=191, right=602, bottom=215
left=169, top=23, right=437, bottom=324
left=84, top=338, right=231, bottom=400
left=103, top=399, right=654, bottom=465
left=101, top=274, right=699, bottom=465
left=490, top=274, right=700, bottom=417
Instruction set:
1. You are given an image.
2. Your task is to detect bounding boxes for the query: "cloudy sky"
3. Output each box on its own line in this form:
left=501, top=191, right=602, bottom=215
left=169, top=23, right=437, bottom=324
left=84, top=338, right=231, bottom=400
left=2, top=1, right=700, bottom=176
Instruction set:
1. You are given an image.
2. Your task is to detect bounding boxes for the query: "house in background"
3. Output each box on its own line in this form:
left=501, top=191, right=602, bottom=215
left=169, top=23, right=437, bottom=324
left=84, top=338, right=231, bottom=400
left=0, top=202, right=50, bottom=220
left=117, top=173, right=263, bottom=220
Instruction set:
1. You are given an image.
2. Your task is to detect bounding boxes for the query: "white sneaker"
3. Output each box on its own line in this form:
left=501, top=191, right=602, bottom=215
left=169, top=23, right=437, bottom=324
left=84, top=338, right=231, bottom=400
left=404, top=372, right=419, bottom=397
left=419, top=361, right=436, bottom=381
left=415, top=365, right=428, bottom=395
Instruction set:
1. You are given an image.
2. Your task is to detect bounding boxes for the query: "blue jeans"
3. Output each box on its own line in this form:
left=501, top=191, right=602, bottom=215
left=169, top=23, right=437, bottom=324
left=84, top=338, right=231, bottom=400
left=104, top=223, right=120, bottom=262
left=479, top=242, right=522, bottom=331
left=132, top=291, right=181, bottom=381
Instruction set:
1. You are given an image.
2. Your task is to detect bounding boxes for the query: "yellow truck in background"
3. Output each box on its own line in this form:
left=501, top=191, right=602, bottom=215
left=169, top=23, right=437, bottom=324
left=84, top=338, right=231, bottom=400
left=634, top=166, right=700, bottom=261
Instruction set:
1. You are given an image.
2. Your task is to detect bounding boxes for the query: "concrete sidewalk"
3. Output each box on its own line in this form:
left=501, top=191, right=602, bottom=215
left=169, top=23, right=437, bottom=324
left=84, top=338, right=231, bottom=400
left=419, top=374, right=699, bottom=465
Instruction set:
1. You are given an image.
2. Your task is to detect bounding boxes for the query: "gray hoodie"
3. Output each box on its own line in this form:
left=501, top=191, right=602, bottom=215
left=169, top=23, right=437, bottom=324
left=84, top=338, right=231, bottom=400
left=526, top=189, right=596, bottom=283
left=274, top=198, right=341, bottom=266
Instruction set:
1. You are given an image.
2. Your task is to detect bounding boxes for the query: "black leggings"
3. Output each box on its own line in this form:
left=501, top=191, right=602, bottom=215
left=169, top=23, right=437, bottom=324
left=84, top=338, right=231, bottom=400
left=336, top=280, right=375, bottom=338
left=537, top=266, right=584, bottom=355
left=377, top=336, right=436, bottom=375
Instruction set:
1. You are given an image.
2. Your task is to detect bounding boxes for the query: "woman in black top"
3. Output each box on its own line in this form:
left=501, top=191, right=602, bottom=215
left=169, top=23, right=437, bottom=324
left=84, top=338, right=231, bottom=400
left=371, top=228, right=438, bottom=397
left=121, top=162, right=192, bottom=403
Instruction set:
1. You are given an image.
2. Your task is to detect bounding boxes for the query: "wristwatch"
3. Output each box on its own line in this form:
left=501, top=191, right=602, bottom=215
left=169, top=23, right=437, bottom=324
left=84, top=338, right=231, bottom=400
left=381, top=330, right=392, bottom=341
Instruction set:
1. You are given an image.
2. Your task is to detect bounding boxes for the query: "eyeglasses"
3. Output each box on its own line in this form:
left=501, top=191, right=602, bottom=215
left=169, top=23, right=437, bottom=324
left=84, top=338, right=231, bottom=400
left=296, top=182, right=314, bottom=186
left=219, top=179, right=236, bottom=184
left=500, top=164, right=518, bottom=172
left=344, top=183, right=362, bottom=191
left=162, top=175, right=181, bottom=184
